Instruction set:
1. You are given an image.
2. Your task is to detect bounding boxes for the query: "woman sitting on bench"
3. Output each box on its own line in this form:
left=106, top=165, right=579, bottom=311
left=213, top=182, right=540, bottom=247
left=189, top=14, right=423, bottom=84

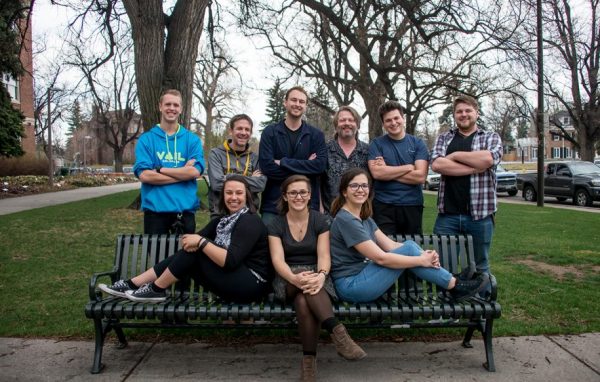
left=267, top=175, right=365, bottom=382
left=329, top=168, right=489, bottom=303
left=99, top=174, right=273, bottom=303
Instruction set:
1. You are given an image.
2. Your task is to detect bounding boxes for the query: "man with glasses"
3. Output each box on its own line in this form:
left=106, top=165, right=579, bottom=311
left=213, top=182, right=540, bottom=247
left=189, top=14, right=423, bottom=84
left=258, top=86, right=327, bottom=225
left=322, top=106, right=369, bottom=214
left=368, top=100, right=429, bottom=235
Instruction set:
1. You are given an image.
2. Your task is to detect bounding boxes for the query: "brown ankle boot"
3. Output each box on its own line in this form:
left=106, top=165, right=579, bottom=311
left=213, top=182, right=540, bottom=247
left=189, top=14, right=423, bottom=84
left=300, top=355, right=316, bottom=382
left=330, top=324, right=367, bottom=360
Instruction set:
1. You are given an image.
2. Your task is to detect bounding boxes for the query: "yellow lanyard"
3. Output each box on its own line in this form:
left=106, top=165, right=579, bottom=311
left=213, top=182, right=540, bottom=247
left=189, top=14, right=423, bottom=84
left=224, top=140, right=250, bottom=176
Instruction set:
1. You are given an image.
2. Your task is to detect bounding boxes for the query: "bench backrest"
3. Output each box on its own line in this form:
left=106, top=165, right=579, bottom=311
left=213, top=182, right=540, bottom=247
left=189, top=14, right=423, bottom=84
left=112, top=233, right=476, bottom=300
left=389, top=234, right=476, bottom=299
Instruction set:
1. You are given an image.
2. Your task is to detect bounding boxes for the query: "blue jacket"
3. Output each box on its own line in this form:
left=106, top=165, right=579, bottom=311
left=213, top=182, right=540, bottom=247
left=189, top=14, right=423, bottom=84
left=258, top=120, right=327, bottom=214
left=133, top=125, right=205, bottom=213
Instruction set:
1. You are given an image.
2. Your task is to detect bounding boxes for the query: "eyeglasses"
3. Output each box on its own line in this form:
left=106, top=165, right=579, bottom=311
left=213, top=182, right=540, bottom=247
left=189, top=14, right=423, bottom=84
left=348, top=183, right=369, bottom=191
left=286, top=190, right=310, bottom=199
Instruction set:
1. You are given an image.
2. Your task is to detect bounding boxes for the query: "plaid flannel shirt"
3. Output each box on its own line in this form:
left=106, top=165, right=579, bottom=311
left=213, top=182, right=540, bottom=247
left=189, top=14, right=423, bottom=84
left=431, top=128, right=503, bottom=220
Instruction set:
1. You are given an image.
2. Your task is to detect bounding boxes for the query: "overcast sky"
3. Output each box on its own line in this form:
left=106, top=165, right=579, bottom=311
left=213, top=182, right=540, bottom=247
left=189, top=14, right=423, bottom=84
left=31, top=0, right=272, bottom=141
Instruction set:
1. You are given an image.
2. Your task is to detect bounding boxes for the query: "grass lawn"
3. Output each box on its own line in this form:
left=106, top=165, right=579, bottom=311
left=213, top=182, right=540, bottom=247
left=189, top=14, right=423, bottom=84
left=0, top=187, right=598, bottom=340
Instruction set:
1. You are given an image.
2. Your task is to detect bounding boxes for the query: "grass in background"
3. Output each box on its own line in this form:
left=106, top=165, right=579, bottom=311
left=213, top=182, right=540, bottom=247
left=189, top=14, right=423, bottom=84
left=0, top=189, right=598, bottom=339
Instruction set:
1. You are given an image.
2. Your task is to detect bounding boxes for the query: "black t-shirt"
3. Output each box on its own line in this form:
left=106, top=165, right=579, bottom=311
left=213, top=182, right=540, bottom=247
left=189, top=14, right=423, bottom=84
left=443, top=132, right=475, bottom=215
left=284, top=125, right=302, bottom=154
left=267, top=210, right=330, bottom=265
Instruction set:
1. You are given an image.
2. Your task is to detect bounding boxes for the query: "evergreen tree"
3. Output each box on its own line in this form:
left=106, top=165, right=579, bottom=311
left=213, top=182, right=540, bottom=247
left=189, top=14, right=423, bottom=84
left=66, top=100, right=85, bottom=137
left=261, top=79, right=286, bottom=129
left=304, top=83, right=334, bottom=137
left=0, top=0, right=26, bottom=157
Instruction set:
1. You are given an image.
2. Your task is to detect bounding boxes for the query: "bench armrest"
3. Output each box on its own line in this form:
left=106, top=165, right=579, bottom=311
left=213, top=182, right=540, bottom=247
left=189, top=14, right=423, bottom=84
left=488, top=273, right=498, bottom=302
left=88, top=268, right=119, bottom=301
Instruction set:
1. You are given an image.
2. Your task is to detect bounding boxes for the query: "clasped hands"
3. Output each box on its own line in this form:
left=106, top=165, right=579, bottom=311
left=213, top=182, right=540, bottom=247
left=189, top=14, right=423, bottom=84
left=181, top=234, right=203, bottom=252
left=421, top=250, right=441, bottom=268
left=294, top=271, right=325, bottom=295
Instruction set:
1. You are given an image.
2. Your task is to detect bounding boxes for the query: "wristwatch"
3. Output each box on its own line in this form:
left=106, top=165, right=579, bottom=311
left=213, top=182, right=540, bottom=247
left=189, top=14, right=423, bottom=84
left=155, top=165, right=162, bottom=173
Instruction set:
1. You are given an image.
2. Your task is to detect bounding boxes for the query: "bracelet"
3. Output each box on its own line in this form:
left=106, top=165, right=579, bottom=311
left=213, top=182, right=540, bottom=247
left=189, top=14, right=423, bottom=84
left=198, top=238, right=209, bottom=252
left=318, top=269, right=328, bottom=276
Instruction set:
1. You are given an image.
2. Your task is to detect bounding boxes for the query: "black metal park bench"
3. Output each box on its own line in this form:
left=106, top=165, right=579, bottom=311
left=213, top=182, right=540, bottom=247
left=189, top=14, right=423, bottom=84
left=85, top=233, right=501, bottom=374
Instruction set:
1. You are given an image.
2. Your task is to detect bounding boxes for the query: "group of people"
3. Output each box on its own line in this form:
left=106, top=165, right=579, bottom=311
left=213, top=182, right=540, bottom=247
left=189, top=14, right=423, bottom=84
left=99, top=87, right=502, bottom=381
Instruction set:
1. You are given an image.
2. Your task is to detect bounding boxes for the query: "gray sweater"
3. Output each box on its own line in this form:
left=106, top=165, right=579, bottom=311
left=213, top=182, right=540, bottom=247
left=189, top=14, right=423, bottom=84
left=207, top=140, right=266, bottom=218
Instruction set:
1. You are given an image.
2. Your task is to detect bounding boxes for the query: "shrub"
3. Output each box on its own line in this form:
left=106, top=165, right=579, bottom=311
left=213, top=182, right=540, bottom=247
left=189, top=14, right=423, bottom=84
left=0, top=154, right=49, bottom=176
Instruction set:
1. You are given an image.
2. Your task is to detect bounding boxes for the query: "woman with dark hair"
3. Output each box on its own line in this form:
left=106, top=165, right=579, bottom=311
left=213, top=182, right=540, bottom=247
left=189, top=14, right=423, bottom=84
left=329, top=168, right=489, bottom=304
left=268, top=174, right=365, bottom=382
left=99, top=174, right=273, bottom=303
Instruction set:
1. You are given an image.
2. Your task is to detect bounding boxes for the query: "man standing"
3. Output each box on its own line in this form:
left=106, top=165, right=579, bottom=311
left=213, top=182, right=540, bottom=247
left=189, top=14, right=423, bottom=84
left=133, top=89, right=205, bottom=234
left=258, top=86, right=327, bottom=224
left=322, top=106, right=369, bottom=214
left=368, top=100, right=429, bottom=235
left=431, top=94, right=502, bottom=277
left=207, top=114, right=266, bottom=219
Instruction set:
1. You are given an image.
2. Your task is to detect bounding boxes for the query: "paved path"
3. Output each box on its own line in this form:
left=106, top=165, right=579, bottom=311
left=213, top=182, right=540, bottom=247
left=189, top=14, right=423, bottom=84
left=0, top=182, right=141, bottom=216
left=0, top=333, right=598, bottom=381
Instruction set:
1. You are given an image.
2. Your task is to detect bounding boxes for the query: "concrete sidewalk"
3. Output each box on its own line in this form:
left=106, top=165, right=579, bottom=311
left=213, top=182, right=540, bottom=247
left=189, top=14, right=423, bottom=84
left=0, top=182, right=141, bottom=216
left=0, top=334, right=598, bottom=381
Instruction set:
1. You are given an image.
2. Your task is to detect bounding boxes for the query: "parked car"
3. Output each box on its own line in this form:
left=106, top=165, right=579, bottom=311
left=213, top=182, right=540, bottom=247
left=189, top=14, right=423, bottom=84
left=496, top=164, right=518, bottom=196
left=517, top=161, right=600, bottom=206
left=424, top=168, right=440, bottom=190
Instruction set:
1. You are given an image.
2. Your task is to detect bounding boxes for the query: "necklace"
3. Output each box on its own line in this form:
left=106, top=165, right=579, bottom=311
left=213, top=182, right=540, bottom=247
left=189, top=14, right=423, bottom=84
left=287, top=213, right=308, bottom=240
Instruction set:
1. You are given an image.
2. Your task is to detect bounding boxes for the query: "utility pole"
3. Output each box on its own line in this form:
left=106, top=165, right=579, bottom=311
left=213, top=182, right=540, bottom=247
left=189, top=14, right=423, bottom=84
left=46, top=87, right=61, bottom=187
left=536, top=0, right=545, bottom=207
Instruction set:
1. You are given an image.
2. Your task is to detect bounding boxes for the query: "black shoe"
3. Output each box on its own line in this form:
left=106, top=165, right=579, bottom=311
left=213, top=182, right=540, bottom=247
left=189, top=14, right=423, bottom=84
left=99, top=280, right=135, bottom=298
left=125, top=283, right=166, bottom=302
left=454, top=268, right=474, bottom=281
left=450, top=273, right=490, bottom=301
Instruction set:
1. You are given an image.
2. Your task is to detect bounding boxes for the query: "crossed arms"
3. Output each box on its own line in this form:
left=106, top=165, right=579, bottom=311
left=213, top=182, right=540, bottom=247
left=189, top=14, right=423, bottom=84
left=368, top=158, right=428, bottom=185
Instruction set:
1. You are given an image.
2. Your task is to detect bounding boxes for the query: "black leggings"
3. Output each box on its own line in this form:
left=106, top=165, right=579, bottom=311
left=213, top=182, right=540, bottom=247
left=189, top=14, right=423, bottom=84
left=286, top=284, right=335, bottom=353
left=153, top=250, right=269, bottom=303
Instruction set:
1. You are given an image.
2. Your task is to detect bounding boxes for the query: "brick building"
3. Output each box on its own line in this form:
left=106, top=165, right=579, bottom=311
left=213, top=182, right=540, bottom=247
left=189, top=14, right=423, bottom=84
left=68, top=111, right=142, bottom=167
left=515, top=111, right=578, bottom=162
left=1, top=9, right=35, bottom=154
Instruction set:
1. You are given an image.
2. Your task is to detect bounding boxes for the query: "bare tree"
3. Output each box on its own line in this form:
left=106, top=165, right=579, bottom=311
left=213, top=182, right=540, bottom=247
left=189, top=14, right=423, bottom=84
left=192, top=40, right=243, bottom=153
left=67, top=28, right=142, bottom=172
left=32, top=61, right=69, bottom=157
left=539, top=0, right=600, bottom=160
left=58, top=0, right=211, bottom=131
left=241, top=0, right=528, bottom=140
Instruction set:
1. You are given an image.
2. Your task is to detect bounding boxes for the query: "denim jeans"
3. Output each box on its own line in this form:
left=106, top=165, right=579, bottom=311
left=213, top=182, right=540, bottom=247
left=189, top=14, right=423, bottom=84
left=433, top=213, right=494, bottom=274
left=334, top=240, right=453, bottom=303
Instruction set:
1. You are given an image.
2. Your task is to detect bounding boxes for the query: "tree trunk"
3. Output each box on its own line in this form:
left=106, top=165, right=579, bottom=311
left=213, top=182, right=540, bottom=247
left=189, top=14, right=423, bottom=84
left=114, top=147, right=124, bottom=173
left=357, top=82, right=387, bottom=141
left=163, top=1, right=208, bottom=129
left=577, top=126, right=596, bottom=161
left=123, top=0, right=209, bottom=131
left=123, top=0, right=164, bottom=132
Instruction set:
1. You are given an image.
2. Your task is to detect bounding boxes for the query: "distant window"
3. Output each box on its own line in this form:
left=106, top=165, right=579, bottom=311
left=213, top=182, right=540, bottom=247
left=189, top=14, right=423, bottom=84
left=562, top=116, right=570, bottom=125
left=532, top=147, right=538, bottom=159
left=1, top=73, right=19, bottom=102
left=552, top=147, right=561, bottom=158
left=553, top=134, right=560, bottom=141
left=564, top=147, right=571, bottom=158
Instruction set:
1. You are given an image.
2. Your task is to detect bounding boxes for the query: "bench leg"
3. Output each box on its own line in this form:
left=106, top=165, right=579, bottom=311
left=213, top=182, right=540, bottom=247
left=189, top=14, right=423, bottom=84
left=482, top=318, right=496, bottom=372
left=114, top=326, right=128, bottom=349
left=91, top=318, right=109, bottom=374
left=462, top=326, right=475, bottom=348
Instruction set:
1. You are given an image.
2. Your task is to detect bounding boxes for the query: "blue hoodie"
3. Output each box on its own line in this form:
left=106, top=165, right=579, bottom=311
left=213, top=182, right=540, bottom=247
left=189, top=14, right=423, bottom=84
left=133, top=125, right=205, bottom=213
